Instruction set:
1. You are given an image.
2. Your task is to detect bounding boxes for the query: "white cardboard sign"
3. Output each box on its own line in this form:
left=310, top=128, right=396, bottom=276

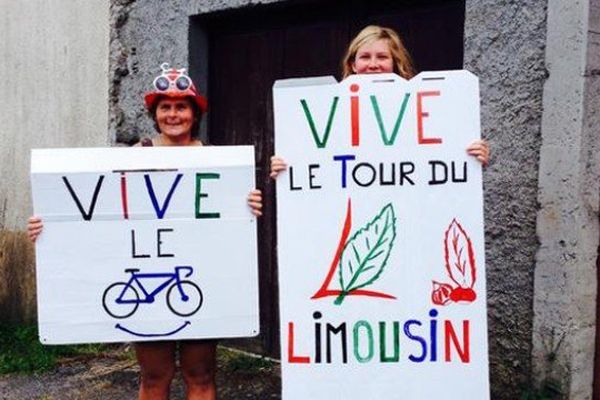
left=274, top=71, right=489, bottom=399
left=31, top=146, right=259, bottom=344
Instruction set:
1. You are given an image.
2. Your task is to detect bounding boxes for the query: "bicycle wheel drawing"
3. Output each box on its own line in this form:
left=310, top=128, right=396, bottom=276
left=166, top=281, right=203, bottom=317
left=102, top=282, right=140, bottom=319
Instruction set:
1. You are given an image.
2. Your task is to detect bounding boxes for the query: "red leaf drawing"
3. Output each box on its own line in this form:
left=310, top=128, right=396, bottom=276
left=443, top=219, right=476, bottom=289
left=431, top=281, right=453, bottom=305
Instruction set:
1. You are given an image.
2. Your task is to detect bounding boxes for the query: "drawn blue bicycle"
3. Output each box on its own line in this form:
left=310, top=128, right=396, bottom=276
left=102, top=266, right=203, bottom=319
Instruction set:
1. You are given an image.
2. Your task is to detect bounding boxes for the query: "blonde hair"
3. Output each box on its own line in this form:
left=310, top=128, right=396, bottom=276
left=341, top=25, right=416, bottom=79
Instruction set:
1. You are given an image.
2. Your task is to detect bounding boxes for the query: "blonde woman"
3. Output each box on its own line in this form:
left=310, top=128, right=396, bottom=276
left=271, top=25, right=489, bottom=176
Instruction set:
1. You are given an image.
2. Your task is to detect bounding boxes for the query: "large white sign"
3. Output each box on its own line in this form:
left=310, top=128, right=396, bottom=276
left=274, top=71, right=489, bottom=399
left=31, top=146, right=259, bottom=344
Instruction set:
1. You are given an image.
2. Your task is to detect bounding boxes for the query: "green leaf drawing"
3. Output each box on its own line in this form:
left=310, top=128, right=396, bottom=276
left=334, top=203, right=397, bottom=305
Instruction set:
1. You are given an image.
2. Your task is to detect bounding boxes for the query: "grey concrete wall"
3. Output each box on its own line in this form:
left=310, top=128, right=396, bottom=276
left=533, top=1, right=600, bottom=399
left=0, top=0, right=109, bottom=321
left=464, top=2, right=548, bottom=398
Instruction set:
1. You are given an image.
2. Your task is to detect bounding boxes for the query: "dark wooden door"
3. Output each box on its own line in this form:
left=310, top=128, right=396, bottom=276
left=191, top=0, right=465, bottom=357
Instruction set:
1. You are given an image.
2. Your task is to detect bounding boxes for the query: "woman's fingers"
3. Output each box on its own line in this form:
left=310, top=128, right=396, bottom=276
left=466, top=139, right=489, bottom=166
left=270, top=156, right=287, bottom=179
left=27, top=216, right=44, bottom=243
left=247, top=190, right=263, bottom=217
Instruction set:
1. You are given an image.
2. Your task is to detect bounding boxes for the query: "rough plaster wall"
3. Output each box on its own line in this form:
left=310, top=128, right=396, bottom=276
left=533, top=1, right=600, bottom=399
left=464, top=1, right=547, bottom=398
left=0, top=1, right=109, bottom=321
left=109, top=0, right=281, bottom=145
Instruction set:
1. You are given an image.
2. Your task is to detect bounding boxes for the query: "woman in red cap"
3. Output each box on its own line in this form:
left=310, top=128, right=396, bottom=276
left=139, top=63, right=210, bottom=147
left=28, top=63, right=263, bottom=400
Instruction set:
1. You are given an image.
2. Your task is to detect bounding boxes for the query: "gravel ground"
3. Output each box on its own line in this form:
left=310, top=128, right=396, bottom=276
left=0, top=346, right=281, bottom=400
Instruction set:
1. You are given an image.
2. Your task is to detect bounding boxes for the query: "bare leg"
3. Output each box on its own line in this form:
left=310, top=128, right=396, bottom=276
left=180, top=340, right=218, bottom=400
left=135, top=341, right=176, bottom=400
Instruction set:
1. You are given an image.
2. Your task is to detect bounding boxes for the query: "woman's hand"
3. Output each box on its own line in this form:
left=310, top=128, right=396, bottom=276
left=270, top=156, right=287, bottom=179
left=27, top=216, right=44, bottom=243
left=466, top=139, right=490, bottom=167
left=247, top=189, right=263, bottom=217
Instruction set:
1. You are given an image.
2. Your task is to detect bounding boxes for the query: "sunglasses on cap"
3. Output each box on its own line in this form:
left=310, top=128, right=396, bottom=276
left=144, top=63, right=207, bottom=112
left=152, top=63, right=194, bottom=92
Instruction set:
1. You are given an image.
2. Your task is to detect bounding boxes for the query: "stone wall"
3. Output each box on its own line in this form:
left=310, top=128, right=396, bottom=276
left=533, top=1, right=600, bottom=399
left=463, top=1, right=549, bottom=398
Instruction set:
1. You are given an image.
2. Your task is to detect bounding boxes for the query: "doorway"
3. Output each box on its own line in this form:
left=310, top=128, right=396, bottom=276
left=190, top=0, right=465, bottom=356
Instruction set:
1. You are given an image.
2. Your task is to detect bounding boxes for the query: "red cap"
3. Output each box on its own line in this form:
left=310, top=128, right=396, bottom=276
left=144, top=63, right=208, bottom=113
